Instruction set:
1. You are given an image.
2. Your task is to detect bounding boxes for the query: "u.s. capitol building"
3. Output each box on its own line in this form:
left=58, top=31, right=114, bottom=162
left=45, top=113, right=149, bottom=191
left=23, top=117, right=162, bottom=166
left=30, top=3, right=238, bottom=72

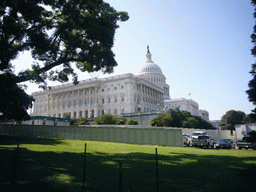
left=31, top=47, right=209, bottom=121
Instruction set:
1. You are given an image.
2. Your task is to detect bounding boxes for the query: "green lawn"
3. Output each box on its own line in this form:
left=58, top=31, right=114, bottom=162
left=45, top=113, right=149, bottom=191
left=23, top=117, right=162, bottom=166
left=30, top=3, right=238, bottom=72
left=1, top=134, right=256, bottom=192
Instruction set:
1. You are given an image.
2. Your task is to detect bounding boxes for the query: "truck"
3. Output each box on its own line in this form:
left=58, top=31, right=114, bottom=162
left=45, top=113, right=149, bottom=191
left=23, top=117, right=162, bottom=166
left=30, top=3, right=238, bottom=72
left=236, top=136, right=256, bottom=150
left=193, top=135, right=215, bottom=148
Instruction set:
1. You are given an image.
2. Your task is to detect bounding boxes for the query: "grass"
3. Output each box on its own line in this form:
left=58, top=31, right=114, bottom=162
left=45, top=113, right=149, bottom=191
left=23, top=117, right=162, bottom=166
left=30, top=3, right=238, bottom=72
left=1, top=134, right=256, bottom=192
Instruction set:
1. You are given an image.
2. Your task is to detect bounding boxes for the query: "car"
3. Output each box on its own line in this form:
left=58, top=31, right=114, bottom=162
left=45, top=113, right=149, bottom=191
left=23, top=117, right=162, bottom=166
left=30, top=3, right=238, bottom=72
left=183, top=134, right=193, bottom=147
left=216, top=139, right=234, bottom=149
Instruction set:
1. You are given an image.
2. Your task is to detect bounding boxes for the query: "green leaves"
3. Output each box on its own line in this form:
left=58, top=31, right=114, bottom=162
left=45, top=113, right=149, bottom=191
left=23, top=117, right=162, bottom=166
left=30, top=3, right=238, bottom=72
left=148, top=107, right=215, bottom=129
left=247, top=1, right=256, bottom=117
left=220, top=110, right=249, bottom=131
left=1, top=0, right=129, bottom=85
left=0, top=73, right=34, bottom=121
left=1, top=0, right=129, bottom=121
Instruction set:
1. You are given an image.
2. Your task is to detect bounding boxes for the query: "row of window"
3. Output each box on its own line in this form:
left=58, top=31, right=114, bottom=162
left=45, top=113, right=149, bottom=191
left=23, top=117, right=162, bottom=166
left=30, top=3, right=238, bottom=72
left=50, top=96, right=125, bottom=109
left=35, top=85, right=126, bottom=103
left=52, top=108, right=124, bottom=119
left=101, top=85, right=124, bottom=92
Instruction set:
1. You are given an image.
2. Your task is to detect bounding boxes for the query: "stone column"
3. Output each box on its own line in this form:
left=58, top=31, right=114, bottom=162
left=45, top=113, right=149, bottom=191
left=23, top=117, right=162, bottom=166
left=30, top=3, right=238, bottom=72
left=71, top=91, right=74, bottom=117
left=56, top=94, right=59, bottom=112
left=89, top=87, right=91, bottom=107
left=95, top=87, right=98, bottom=118
left=82, top=89, right=85, bottom=117
left=140, top=84, right=143, bottom=103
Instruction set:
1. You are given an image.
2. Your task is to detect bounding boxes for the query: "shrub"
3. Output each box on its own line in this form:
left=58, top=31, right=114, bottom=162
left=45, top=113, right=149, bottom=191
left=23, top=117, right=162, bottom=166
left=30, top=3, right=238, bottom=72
left=70, top=117, right=77, bottom=125
left=126, top=119, right=138, bottom=125
left=95, top=114, right=115, bottom=125
left=114, top=116, right=127, bottom=125
left=76, top=118, right=88, bottom=125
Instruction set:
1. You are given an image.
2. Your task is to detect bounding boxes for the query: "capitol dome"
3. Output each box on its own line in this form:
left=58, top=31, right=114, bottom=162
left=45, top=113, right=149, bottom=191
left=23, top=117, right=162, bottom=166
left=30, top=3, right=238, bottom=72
left=137, top=45, right=170, bottom=100
left=137, top=46, right=163, bottom=75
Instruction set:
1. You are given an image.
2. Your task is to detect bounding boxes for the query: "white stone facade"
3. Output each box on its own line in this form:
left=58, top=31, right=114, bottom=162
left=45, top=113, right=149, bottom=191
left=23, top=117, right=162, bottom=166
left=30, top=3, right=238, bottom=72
left=164, top=98, right=199, bottom=117
left=199, top=109, right=209, bottom=121
left=32, top=73, right=164, bottom=118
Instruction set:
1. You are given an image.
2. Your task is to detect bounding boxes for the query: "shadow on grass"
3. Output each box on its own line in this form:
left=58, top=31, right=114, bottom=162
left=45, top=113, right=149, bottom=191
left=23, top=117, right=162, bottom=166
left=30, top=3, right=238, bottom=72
left=0, top=141, right=256, bottom=191
left=0, top=134, right=64, bottom=146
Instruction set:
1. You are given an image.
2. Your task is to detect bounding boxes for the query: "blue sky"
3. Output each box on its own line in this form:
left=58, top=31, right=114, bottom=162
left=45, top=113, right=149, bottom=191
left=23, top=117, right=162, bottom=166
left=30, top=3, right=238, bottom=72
left=13, top=0, right=256, bottom=120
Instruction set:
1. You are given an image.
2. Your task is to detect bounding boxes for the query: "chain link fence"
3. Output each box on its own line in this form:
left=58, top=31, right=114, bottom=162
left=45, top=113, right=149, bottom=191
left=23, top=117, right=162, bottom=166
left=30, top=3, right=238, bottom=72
left=0, top=142, right=160, bottom=192
left=1, top=134, right=256, bottom=192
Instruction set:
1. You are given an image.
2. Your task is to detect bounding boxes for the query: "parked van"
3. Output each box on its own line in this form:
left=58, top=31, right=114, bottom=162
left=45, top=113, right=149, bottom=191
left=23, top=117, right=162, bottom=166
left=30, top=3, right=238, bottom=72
left=191, top=131, right=206, bottom=139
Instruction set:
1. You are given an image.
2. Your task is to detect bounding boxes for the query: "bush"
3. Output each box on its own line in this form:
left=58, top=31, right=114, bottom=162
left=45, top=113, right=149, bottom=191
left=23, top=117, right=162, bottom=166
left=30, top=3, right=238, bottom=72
left=126, top=119, right=138, bottom=125
left=95, top=114, right=115, bottom=125
left=114, top=116, right=127, bottom=125
left=76, top=118, right=88, bottom=125
left=70, top=117, right=77, bottom=125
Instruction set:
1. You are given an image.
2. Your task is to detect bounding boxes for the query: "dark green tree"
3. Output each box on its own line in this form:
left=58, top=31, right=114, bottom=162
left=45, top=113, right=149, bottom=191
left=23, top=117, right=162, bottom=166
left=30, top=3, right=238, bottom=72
left=0, top=73, right=34, bottom=121
left=148, top=107, right=215, bottom=129
left=148, top=114, right=167, bottom=127
left=247, top=0, right=256, bottom=120
left=248, top=130, right=256, bottom=141
left=0, top=0, right=128, bottom=120
left=194, top=116, right=215, bottom=129
left=220, top=110, right=249, bottom=133
left=165, top=108, right=184, bottom=127
left=182, top=117, right=199, bottom=128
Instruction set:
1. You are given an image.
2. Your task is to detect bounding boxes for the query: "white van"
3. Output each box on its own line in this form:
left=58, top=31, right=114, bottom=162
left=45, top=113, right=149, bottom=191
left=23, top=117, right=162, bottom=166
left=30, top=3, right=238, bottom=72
left=191, top=131, right=206, bottom=139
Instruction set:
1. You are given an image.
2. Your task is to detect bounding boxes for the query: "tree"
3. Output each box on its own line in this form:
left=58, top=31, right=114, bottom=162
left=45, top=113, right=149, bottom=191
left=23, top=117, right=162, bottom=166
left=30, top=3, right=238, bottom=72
left=148, top=114, right=166, bottom=127
left=182, top=117, right=199, bottom=128
left=148, top=113, right=174, bottom=127
left=193, top=116, right=215, bottom=130
left=165, top=108, right=183, bottom=127
left=0, top=73, right=34, bottom=121
left=220, top=110, right=249, bottom=133
left=247, top=0, right=256, bottom=119
left=248, top=130, right=256, bottom=141
left=0, top=0, right=129, bottom=120
left=148, top=107, right=215, bottom=129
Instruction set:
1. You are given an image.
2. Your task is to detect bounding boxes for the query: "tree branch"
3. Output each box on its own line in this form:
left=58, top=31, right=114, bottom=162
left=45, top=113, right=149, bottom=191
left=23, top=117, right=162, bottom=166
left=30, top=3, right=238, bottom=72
left=15, top=57, right=78, bottom=83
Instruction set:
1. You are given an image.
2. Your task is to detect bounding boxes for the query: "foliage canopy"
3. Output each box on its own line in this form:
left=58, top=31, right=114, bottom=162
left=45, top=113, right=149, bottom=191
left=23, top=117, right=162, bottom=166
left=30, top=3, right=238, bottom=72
left=247, top=0, right=256, bottom=119
left=148, top=108, right=215, bottom=129
left=0, top=0, right=128, bottom=120
left=220, top=110, right=249, bottom=132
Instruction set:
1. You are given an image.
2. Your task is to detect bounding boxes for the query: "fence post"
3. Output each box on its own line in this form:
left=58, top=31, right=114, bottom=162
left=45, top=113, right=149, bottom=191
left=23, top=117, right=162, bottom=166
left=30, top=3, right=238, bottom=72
left=11, top=143, right=19, bottom=185
left=119, top=162, right=122, bottom=192
left=156, top=148, right=159, bottom=192
left=83, top=143, right=87, bottom=191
